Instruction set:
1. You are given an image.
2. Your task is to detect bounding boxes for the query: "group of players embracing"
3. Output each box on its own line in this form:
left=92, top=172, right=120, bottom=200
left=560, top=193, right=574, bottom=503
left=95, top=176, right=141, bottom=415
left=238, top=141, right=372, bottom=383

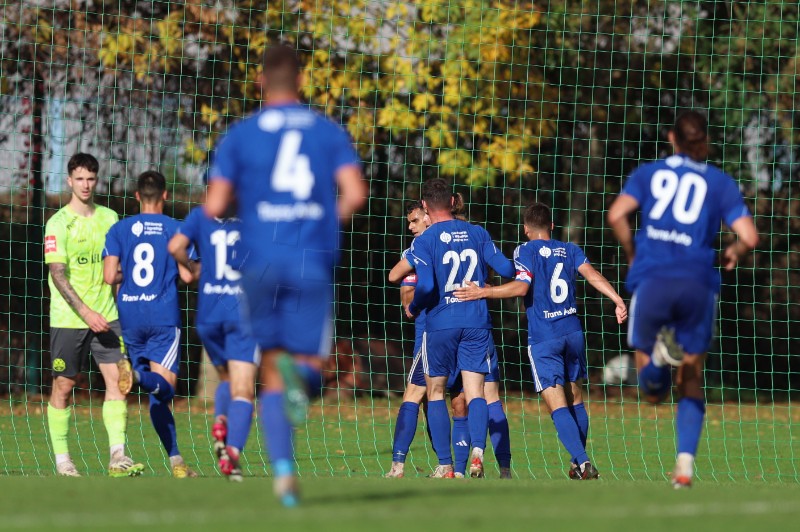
left=385, top=111, right=758, bottom=489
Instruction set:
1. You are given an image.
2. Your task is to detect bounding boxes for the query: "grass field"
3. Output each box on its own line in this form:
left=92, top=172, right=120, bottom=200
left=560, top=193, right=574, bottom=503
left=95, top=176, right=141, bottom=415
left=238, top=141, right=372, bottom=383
left=1, top=394, right=799, bottom=530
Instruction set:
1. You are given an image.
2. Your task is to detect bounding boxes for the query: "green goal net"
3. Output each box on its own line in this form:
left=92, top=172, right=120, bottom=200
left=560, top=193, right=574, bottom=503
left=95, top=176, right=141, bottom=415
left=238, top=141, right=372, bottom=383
left=0, top=1, right=797, bottom=481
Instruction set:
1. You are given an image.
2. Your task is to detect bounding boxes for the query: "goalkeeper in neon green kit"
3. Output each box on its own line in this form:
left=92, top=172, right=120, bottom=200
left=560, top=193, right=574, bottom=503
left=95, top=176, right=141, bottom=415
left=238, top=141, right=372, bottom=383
left=44, top=153, right=143, bottom=477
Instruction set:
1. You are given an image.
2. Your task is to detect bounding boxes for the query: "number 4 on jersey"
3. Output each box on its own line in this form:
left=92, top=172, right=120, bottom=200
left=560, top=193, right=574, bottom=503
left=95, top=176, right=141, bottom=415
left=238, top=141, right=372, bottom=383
left=271, top=131, right=315, bottom=200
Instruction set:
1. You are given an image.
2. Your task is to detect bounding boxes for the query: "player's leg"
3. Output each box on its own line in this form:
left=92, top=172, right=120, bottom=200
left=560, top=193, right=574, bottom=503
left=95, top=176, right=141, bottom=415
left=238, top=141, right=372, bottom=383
left=386, top=350, right=427, bottom=478
left=448, top=389, right=470, bottom=478
left=562, top=330, right=596, bottom=479
left=47, top=328, right=89, bottom=476
left=484, top=348, right=511, bottom=478
left=629, top=284, right=674, bottom=403
left=92, top=321, right=143, bottom=477
left=670, top=282, right=715, bottom=489
left=195, top=323, right=230, bottom=466
left=458, top=328, right=493, bottom=478
left=423, top=329, right=458, bottom=478
left=222, top=359, right=258, bottom=481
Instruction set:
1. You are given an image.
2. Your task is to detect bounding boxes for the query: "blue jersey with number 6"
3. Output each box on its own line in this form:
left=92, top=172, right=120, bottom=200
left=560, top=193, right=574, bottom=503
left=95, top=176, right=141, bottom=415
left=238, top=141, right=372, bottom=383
left=406, top=219, right=515, bottom=331
left=513, top=240, right=588, bottom=343
left=621, top=154, right=750, bottom=293
left=103, top=214, right=182, bottom=328
left=208, top=103, right=360, bottom=273
left=178, top=206, right=243, bottom=325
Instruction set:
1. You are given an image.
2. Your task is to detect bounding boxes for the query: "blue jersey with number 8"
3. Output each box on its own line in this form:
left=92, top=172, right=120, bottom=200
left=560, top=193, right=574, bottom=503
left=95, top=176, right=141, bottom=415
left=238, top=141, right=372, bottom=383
left=208, top=103, right=360, bottom=273
left=513, top=239, right=588, bottom=343
left=621, top=154, right=751, bottom=293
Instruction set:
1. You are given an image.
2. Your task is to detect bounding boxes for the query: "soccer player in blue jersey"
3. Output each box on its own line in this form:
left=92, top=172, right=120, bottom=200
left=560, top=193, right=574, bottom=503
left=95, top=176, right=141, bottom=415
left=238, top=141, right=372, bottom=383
left=204, top=45, right=366, bottom=506
left=168, top=205, right=258, bottom=481
left=405, top=178, right=516, bottom=478
left=103, top=171, right=197, bottom=478
left=386, top=200, right=512, bottom=479
left=456, top=202, right=627, bottom=480
left=607, top=111, right=758, bottom=488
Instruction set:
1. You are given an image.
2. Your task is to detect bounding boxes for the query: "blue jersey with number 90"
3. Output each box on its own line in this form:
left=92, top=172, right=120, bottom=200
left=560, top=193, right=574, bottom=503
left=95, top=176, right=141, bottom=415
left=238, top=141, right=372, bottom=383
left=208, top=103, right=360, bottom=273
left=621, top=154, right=751, bottom=293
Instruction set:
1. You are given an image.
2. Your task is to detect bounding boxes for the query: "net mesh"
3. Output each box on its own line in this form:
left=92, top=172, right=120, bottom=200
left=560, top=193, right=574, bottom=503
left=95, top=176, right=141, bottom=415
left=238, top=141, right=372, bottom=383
left=0, top=0, right=797, bottom=480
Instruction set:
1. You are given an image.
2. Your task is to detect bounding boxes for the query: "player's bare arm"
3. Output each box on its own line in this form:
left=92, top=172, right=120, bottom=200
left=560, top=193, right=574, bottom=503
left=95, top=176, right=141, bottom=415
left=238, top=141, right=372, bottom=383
left=50, top=262, right=109, bottom=333
left=167, top=233, right=201, bottom=282
left=722, top=217, right=759, bottom=271
left=388, top=259, right=414, bottom=284
left=336, top=164, right=367, bottom=224
left=607, top=194, right=639, bottom=266
left=102, top=255, right=123, bottom=286
left=577, top=263, right=628, bottom=324
left=400, top=285, right=415, bottom=308
left=453, top=280, right=528, bottom=301
left=204, top=179, right=233, bottom=219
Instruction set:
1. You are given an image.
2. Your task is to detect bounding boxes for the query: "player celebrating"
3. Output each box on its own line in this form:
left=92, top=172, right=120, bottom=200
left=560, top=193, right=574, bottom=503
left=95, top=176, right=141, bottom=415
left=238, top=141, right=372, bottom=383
left=405, top=178, right=515, bottom=479
left=168, top=204, right=258, bottom=482
left=455, top=202, right=627, bottom=479
left=44, top=153, right=143, bottom=477
left=204, top=44, right=366, bottom=506
left=103, top=171, right=197, bottom=478
left=607, top=111, right=758, bottom=488
left=386, top=200, right=512, bottom=479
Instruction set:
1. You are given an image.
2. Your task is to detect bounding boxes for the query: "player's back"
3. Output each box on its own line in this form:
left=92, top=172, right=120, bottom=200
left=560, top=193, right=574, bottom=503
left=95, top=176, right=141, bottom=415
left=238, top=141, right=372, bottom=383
left=179, top=206, right=242, bottom=325
left=210, top=103, right=359, bottom=273
left=515, top=239, right=587, bottom=343
left=409, top=219, right=506, bottom=331
left=624, top=154, right=749, bottom=292
left=107, top=213, right=181, bottom=328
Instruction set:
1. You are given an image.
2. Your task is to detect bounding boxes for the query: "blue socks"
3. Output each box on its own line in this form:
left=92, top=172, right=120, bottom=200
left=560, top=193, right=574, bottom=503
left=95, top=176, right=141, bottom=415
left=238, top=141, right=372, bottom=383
left=570, top=402, right=589, bottom=448
left=452, top=416, right=470, bottom=475
left=639, top=359, right=672, bottom=398
left=296, top=362, right=323, bottom=399
left=260, top=391, right=294, bottom=470
left=488, top=401, right=511, bottom=469
left=551, top=407, right=589, bottom=465
left=676, top=397, right=706, bottom=455
left=467, top=398, right=488, bottom=451
left=391, top=402, right=420, bottom=463
left=427, top=400, right=452, bottom=465
left=149, top=395, right=179, bottom=457
left=137, top=371, right=174, bottom=401
left=227, top=398, right=254, bottom=451
left=214, top=381, right=231, bottom=420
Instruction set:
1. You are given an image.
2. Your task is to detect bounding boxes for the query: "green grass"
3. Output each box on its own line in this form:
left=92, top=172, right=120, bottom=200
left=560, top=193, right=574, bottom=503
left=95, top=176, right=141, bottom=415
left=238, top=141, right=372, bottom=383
left=1, top=394, right=799, bottom=530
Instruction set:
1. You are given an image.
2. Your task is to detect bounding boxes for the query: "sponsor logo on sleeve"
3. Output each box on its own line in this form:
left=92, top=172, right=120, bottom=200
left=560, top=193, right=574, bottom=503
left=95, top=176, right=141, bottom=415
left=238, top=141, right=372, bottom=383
left=404, top=274, right=418, bottom=284
left=45, top=235, right=57, bottom=254
left=515, top=270, right=531, bottom=282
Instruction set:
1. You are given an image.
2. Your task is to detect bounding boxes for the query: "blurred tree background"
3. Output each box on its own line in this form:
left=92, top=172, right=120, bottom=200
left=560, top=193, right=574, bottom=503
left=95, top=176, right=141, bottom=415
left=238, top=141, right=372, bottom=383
left=0, top=0, right=797, bottom=396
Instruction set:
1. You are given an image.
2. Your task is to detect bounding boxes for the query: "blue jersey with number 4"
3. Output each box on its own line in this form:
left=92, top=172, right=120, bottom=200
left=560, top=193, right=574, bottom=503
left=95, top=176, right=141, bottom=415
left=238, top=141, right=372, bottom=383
left=178, top=206, right=243, bottom=325
left=621, top=154, right=751, bottom=293
left=407, top=219, right=515, bottom=331
left=104, top=214, right=182, bottom=328
left=514, top=239, right=588, bottom=343
left=208, top=103, right=360, bottom=273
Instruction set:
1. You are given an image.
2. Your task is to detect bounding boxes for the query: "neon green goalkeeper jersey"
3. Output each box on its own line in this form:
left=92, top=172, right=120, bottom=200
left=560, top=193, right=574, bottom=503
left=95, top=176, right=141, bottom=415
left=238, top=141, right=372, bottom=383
left=44, top=204, right=119, bottom=328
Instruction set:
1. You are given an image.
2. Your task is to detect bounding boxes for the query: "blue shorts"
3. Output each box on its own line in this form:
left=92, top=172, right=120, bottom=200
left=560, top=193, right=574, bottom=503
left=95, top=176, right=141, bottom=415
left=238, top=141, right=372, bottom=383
left=407, top=335, right=500, bottom=389
left=422, top=328, right=494, bottom=378
left=123, top=326, right=181, bottom=375
left=527, top=330, right=586, bottom=393
left=628, top=277, right=717, bottom=355
left=196, top=321, right=259, bottom=367
left=240, top=260, right=333, bottom=357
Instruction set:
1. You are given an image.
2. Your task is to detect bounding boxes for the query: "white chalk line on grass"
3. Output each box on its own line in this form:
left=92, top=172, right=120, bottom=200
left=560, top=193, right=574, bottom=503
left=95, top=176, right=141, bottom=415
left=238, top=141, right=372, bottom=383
left=1, top=500, right=799, bottom=529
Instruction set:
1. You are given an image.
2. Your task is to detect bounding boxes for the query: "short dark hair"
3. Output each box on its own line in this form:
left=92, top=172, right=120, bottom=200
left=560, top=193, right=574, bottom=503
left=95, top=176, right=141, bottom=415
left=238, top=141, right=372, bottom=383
left=137, top=171, right=166, bottom=203
left=263, top=44, right=301, bottom=92
left=406, top=200, right=424, bottom=215
left=420, top=178, right=453, bottom=211
left=523, top=202, right=551, bottom=230
left=672, top=111, right=709, bottom=161
left=67, top=153, right=99, bottom=175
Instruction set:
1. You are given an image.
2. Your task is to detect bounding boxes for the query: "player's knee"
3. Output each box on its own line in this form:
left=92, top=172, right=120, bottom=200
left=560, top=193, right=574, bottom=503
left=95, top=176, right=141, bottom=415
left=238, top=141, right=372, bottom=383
left=451, top=396, right=467, bottom=417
